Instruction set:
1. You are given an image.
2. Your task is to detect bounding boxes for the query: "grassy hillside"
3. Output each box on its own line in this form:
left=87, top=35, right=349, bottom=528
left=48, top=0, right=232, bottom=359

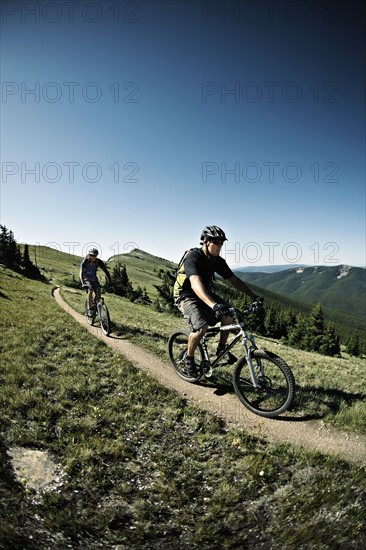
left=23, top=246, right=175, bottom=301
left=22, top=244, right=84, bottom=286
left=107, top=248, right=176, bottom=299
left=1, top=266, right=366, bottom=548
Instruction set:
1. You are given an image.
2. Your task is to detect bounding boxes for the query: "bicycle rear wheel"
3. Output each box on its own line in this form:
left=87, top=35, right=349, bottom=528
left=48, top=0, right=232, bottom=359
left=98, top=303, right=111, bottom=336
left=233, top=350, right=295, bottom=418
left=167, top=331, right=204, bottom=383
left=85, top=299, right=96, bottom=326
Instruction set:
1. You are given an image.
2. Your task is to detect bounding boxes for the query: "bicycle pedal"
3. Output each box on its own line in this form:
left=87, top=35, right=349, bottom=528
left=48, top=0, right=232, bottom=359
left=201, top=366, right=213, bottom=377
left=200, top=361, right=213, bottom=377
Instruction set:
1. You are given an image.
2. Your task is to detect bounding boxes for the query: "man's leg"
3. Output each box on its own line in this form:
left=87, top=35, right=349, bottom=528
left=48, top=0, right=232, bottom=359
left=218, top=313, right=234, bottom=347
left=178, top=298, right=210, bottom=377
left=89, top=280, right=101, bottom=309
left=187, top=325, right=208, bottom=356
left=217, top=314, right=237, bottom=364
left=88, top=288, right=94, bottom=310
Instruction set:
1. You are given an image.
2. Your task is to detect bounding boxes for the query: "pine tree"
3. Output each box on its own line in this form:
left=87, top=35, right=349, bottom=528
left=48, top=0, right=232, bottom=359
left=265, top=308, right=274, bottom=337
left=22, top=244, right=42, bottom=280
left=265, top=308, right=286, bottom=339
left=153, top=298, right=163, bottom=312
left=287, top=305, right=340, bottom=357
left=109, top=262, right=131, bottom=297
left=347, top=333, right=361, bottom=357
left=154, top=269, right=176, bottom=312
left=250, top=306, right=266, bottom=335
left=0, top=225, right=22, bottom=272
left=276, top=310, right=291, bottom=339
left=0, top=225, right=8, bottom=263
left=321, top=323, right=340, bottom=357
left=143, top=287, right=151, bottom=304
left=288, top=313, right=307, bottom=348
left=305, top=304, right=325, bottom=352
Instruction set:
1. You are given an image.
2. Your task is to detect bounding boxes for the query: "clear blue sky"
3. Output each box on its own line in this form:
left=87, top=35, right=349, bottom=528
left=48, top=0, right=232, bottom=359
left=1, top=0, right=365, bottom=268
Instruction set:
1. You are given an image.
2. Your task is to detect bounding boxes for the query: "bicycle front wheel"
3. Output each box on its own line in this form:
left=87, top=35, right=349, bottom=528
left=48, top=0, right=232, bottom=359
left=233, top=350, right=295, bottom=418
left=167, top=331, right=204, bottom=383
left=98, top=303, right=111, bottom=336
left=85, top=299, right=96, bottom=326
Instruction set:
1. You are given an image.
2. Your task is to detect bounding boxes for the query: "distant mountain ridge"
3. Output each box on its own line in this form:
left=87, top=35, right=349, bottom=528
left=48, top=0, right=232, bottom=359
left=233, top=264, right=308, bottom=274
left=235, top=265, right=366, bottom=320
left=233, top=264, right=365, bottom=273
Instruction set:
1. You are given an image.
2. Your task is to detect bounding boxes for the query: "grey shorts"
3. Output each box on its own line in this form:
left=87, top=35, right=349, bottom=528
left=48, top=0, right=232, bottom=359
left=177, top=294, right=227, bottom=332
left=83, top=279, right=100, bottom=291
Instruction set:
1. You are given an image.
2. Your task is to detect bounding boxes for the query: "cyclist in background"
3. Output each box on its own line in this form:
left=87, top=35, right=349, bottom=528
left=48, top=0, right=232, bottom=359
left=173, top=226, right=258, bottom=377
left=79, top=248, right=112, bottom=315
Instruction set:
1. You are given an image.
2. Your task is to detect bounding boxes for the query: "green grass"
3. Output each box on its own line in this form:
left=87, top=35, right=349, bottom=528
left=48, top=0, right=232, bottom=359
left=24, top=244, right=83, bottom=276
left=1, top=266, right=366, bottom=548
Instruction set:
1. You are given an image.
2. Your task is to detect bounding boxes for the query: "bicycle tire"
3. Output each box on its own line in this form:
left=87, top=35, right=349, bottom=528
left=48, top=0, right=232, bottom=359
left=98, top=303, right=111, bottom=336
left=85, top=299, right=96, bottom=326
left=167, top=331, right=204, bottom=384
left=233, top=350, right=295, bottom=418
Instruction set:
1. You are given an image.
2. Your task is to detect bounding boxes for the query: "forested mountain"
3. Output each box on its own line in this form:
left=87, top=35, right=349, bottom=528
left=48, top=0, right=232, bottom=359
left=235, top=265, right=366, bottom=320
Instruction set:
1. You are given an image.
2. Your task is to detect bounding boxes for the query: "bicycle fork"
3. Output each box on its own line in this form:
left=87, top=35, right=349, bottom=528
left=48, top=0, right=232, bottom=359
left=238, top=328, right=262, bottom=389
left=245, top=350, right=260, bottom=389
left=96, top=297, right=103, bottom=316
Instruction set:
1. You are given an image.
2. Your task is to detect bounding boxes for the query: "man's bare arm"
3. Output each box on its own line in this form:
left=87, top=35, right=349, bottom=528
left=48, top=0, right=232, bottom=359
left=189, top=275, right=217, bottom=308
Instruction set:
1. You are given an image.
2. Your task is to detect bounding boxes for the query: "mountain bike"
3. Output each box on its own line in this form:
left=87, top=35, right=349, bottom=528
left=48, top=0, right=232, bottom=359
left=84, top=286, right=111, bottom=336
left=167, top=303, right=295, bottom=418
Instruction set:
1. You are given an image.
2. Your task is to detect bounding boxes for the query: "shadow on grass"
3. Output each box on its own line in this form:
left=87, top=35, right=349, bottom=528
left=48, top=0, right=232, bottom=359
left=273, top=386, right=366, bottom=422
left=195, top=376, right=366, bottom=422
left=110, top=323, right=168, bottom=345
left=295, top=385, right=366, bottom=410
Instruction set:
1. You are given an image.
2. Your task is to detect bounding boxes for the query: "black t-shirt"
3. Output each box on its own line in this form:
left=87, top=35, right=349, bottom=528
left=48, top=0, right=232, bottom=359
left=80, top=257, right=108, bottom=280
left=181, top=247, right=234, bottom=296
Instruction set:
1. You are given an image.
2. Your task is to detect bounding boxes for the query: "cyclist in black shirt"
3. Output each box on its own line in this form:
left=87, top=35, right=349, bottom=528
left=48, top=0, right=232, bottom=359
left=173, top=226, right=256, bottom=377
left=79, top=248, right=112, bottom=315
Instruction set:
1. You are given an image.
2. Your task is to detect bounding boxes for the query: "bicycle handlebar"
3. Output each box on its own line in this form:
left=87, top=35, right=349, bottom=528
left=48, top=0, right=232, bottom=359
left=230, top=300, right=264, bottom=318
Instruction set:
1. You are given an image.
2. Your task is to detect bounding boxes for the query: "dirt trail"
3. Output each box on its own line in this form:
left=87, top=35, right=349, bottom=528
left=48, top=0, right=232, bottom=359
left=53, top=288, right=366, bottom=467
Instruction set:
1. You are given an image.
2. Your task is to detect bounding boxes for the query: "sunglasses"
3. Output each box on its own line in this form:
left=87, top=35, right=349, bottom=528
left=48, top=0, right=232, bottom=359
left=209, top=239, right=224, bottom=246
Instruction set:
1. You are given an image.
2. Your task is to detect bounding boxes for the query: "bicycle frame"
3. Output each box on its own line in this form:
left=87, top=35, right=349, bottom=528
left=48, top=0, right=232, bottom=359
left=85, top=288, right=111, bottom=336
left=199, top=318, right=262, bottom=388
left=91, top=286, right=102, bottom=302
left=168, top=302, right=295, bottom=418
left=84, top=279, right=102, bottom=305
left=91, top=293, right=108, bottom=318
left=84, top=278, right=103, bottom=312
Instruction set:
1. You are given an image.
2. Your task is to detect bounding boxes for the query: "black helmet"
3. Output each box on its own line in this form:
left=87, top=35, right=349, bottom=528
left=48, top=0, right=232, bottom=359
left=200, top=226, right=227, bottom=242
left=88, top=248, right=99, bottom=255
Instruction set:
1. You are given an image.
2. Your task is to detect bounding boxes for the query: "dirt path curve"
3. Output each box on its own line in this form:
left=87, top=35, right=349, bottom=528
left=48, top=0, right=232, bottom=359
left=53, top=288, right=366, bottom=467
